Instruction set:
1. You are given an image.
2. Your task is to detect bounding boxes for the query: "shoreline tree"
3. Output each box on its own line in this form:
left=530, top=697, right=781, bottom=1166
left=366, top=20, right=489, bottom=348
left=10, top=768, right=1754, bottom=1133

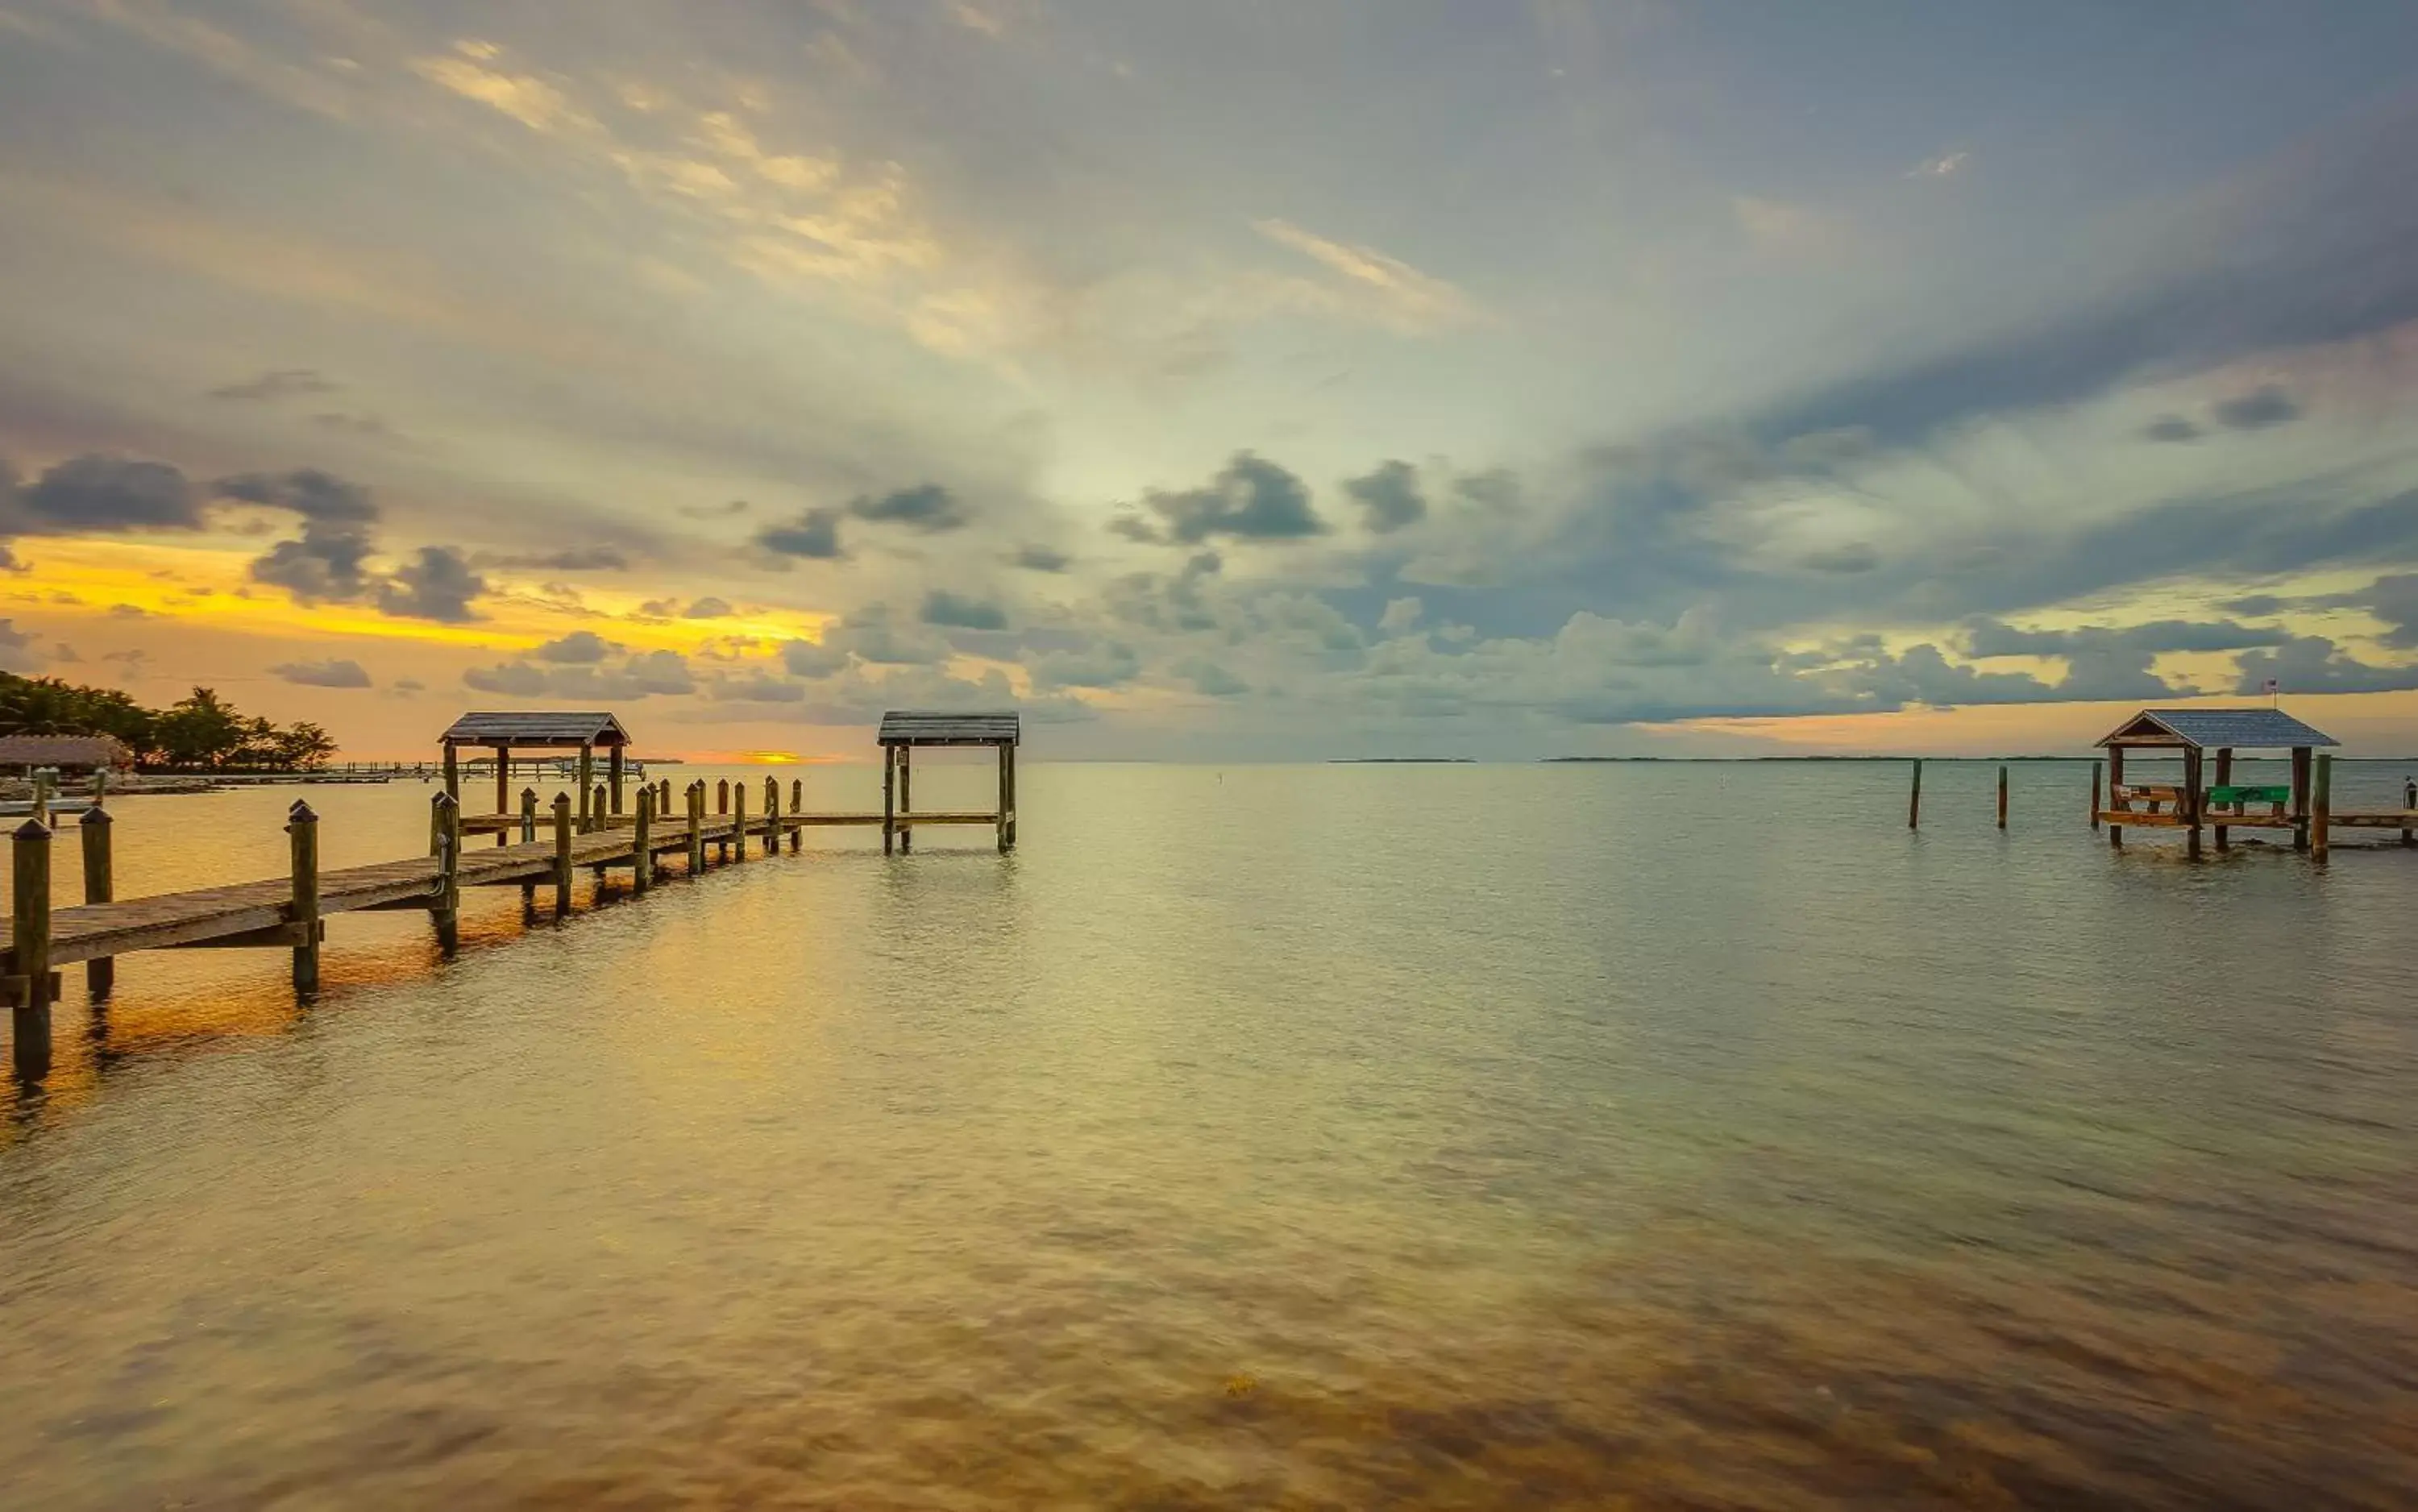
left=0, top=674, right=336, bottom=771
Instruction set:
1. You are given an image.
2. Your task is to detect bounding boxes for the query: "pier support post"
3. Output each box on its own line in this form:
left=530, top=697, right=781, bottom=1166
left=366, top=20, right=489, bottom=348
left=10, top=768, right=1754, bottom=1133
left=790, top=779, right=803, bottom=851
left=287, top=800, right=321, bottom=995
left=2090, top=760, right=2102, bottom=830
left=688, top=782, right=707, bottom=873
left=79, top=806, right=114, bottom=998
left=2183, top=747, right=2204, bottom=861
left=2108, top=747, right=2125, bottom=848
left=883, top=750, right=896, bottom=854
left=576, top=742, right=595, bottom=833
left=899, top=746, right=913, bottom=854
left=592, top=783, right=607, bottom=836
left=631, top=787, right=652, bottom=895
left=442, top=742, right=459, bottom=807
left=2212, top=748, right=2233, bottom=853
left=609, top=745, right=624, bottom=817
left=1907, top=758, right=1922, bottom=830
left=553, top=791, right=575, bottom=915
left=716, top=780, right=729, bottom=861
left=433, top=792, right=460, bottom=952
left=1006, top=744, right=1016, bottom=849
left=763, top=776, right=779, bottom=857
left=11, top=819, right=53, bottom=1079
left=493, top=743, right=509, bottom=841
left=1996, top=765, right=2009, bottom=829
left=2291, top=746, right=2312, bottom=852
left=733, top=785, right=747, bottom=862
left=2312, top=753, right=2332, bottom=865
left=520, top=787, right=539, bottom=908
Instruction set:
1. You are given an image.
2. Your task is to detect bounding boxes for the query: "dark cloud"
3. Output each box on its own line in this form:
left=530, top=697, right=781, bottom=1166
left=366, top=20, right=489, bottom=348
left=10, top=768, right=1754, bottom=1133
left=2142, top=415, right=2203, bottom=443
left=268, top=658, right=372, bottom=688
left=1176, top=657, right=1248, bottom=696
left=683, top=596, right=734, bottom=619
left=2233, top=636, right=2418, bottom=696
left=1963, top=617, right=2291, bottom=658
left=1344, top=460, right=1427, bottom=534
left=679, top=499, right=752, bottom=519
left=376, top=546, right=486, bottom=622
left=537, top=630, right=614, bottom=664
left=208, top=368, right=339, bottom=401
left=3, top=455, right=204, bottom=534
left=1107, top=513, right=1164, bottom=544
left=1030, top=641, right=1142, bottom=689
left=849, top=484, right=970, bottom=533
left=1012, top=544, right=1071, bottom=572
left=309, top=413, right=397, bottom=438
left=482, top=546, right=632, bottom=571
left=1142, top=452, right=1327, bottom=543
left=0, top=618, right=37, bottom=673
left=2212, top=384, right=2303, bottom=431
left=248, top=521, right=376, bottom=602
left=1798, top=542, right=1879, bottom=574
left=705, top=675, right=807, bottom=704
left=213, top=467, right=377, bottom=522
left=755, top=508, right=845, bottom=559
left=921, top=589, right=1008, bottom=630
left=780, top=638, right=850, bottom=678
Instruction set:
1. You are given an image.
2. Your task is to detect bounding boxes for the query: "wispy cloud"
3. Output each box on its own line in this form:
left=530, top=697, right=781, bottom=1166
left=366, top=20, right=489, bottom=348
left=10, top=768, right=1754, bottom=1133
left=1253, top=219, right=1479, bottom=333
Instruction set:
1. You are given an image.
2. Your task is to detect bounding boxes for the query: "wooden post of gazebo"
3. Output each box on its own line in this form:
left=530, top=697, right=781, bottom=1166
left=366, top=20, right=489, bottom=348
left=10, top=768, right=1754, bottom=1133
left=876, top=711, right=1021, bottom=855
left=437, top=712, right=634, bottom=835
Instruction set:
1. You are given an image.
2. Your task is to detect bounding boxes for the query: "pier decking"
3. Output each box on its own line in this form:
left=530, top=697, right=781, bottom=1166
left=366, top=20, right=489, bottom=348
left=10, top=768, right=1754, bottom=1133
left=6, top=708, right=1024, bottom=1078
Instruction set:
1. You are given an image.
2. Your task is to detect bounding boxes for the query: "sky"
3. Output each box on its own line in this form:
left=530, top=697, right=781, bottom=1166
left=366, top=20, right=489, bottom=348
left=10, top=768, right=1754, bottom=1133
left=3, top=0, right=2418, bottom=761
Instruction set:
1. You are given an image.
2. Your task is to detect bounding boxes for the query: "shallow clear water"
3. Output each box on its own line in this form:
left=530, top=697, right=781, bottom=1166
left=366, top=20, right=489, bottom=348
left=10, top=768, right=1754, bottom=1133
left=4, top=758, right=2417, bottom=1508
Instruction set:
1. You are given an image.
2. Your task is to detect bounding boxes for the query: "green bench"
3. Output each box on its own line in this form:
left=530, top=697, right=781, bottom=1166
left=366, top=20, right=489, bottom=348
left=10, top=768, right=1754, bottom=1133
left=2208, top=784, right=2290, bottom=806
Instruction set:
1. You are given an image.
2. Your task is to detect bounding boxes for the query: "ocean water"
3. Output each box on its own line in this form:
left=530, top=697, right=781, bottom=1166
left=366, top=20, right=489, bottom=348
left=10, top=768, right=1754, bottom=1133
left=3, top=758, right=2416, bottom=1508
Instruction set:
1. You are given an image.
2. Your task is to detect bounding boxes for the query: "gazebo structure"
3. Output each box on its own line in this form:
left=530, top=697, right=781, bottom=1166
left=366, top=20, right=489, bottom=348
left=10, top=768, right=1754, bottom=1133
left=439, top=712, right=633, bottom=830
left=2095, top=707, right=2336, bottom=858
left=878, top=710, right=1019, bottom=854
left=0, top=733, right=135, bottom=775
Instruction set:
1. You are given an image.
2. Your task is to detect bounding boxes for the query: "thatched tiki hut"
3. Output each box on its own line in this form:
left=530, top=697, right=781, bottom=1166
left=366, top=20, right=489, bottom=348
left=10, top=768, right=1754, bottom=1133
left=0, top=733, right=136, bottom=775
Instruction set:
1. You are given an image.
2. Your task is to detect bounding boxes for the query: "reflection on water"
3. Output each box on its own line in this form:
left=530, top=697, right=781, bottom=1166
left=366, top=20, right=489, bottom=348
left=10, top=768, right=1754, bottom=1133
left=4, top=759, right=2418, bottom=1507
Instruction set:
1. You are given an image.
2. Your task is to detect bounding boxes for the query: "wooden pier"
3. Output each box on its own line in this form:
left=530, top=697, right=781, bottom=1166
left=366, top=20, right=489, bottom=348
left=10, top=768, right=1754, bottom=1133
left=4, top=708, right=1023, bottom=1078
left=2092, top=708, right=2412, bottom=861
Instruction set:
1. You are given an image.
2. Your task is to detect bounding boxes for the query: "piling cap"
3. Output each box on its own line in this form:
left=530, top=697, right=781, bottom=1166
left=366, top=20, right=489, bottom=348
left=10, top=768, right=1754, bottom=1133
left=13, top=816, right=50, bottom=840
left=79, top=804, right=113, bottom=827
left=288, top=799, right=317, bottom=820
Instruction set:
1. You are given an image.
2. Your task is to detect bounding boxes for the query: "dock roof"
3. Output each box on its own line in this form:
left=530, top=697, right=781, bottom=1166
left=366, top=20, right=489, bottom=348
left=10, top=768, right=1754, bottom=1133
left=0, top=733, right=135, bottom=770
left=439, top=712, right=632, bottom=748
left=2096, top=708, right=2337, bottom=750
left=877, top=709, right=1020, bottom=746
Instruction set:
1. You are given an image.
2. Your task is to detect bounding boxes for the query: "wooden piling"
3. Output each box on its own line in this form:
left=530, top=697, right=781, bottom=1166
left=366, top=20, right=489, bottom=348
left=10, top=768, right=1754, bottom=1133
left=631, top=787, right=652, bottom=895
left=1005, top=745, right=1017, bottom=849
left=790, top=779, right=803, bottom=851
left=79, top=806, right=114, bottom=998
left=2089, top=760, right=2102, bottom=830
left=733, top=785, right=747, bottom=862
left=1907, top=758, right=1922, bottom=830
left=764, top=776, right=779, bottom=858
left=2108, top=746, right=2125, bottom=848
left=552, top=791, right=575, bottom=914
left=591, top=783, right=607, bottom=836
left=2291, top=746, right=2312, bottom=852
left=996, top=743, right=1009, bottom=854
left=1996, top=764, right=2009, bottom=829
left=2212, top=747, right=2233, bottom=853
left=2183, top=746, right=2204, bottom=861
left=687, top=782, right=707, bottom=873
left=576, top=741, right=595, bottom=832
left=608, top=744, right=625, bottom=816
left=899, top=746, right=914, bottom=855
left=287, top=800, right=321, bottom=995
left=12, top=818, right=52, bottom=1078
left=2312, top=753, right=2332, bottom=864
left=883, top=749, right=896, bottom=855
left=442, top=742, right=460, bottom=806
left=521, top=787, right=539, bottom=908
left=716, top=779, right=730, bottom=861
left=432, top=792, right=461, bottom=951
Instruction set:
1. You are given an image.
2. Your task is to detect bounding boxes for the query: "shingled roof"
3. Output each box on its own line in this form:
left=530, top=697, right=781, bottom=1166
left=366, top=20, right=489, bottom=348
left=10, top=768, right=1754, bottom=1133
left=439, top=712, right=632, bottom=747
left=2096, top=708, right=2337, bottom=750
left=877, top=710, right=1020, bottom=746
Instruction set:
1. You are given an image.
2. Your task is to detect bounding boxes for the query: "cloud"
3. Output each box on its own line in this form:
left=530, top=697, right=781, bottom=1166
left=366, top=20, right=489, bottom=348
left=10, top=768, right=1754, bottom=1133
left=2142, top=415, right=2203, bottom=443
left=849, top=483, right=970, bottom=533
left=1029, top=641, right=1142, bottom=690
left=463, top=648, right=695, bottom=699
left=410, top=48, right=596, bottom=136
left=780, top=637, right=850, bottom=678
left=680, top=499, right=753, bottom=520
left=921, top=589, right=1008, bottom=630
left=483, top=546, right=632, bottom=571
left=249, top=521, right=377, bottom=602
left=1906, top=151, right=1970, bottom=180
left=376, top=546, right=487, bottom=621
left=1253, top=219, right=1477, bottom=332
left=1175, top=657, right=1248, bottom=696
left=1378, top=596, right=1423, bottom=634
left=2211, top=384, right=2302, bottom=431
left=1140, top=452, right=1327, bottom=544
left=705, top=674, right=807, bottom=704
left=755, top=507, right=845, bottom=559
left=269, top=658, right=373, bottom=688
left=1344, top=460, right=1426, bottom=534
left=536, top=630, right=615, bottom=664
left=0, top=618, right=38, bottom=673
left=2, top=455, right=204, bottom=534
left=1012, top=544, right=1071, bottom=572
left=214, top=467, right=378, bottom=521
left=2233, top=636, right=2418, bottom=696
left=209, top=368, right=339, bottom=401
left=681, top=596, right=735, bottom=619
left=821, top=603, right=945, bottom=665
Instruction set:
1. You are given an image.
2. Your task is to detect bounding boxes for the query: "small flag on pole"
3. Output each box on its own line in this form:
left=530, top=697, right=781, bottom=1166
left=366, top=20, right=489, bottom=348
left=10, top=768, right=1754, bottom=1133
left=2265, top=676, right=2279, bottom=707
